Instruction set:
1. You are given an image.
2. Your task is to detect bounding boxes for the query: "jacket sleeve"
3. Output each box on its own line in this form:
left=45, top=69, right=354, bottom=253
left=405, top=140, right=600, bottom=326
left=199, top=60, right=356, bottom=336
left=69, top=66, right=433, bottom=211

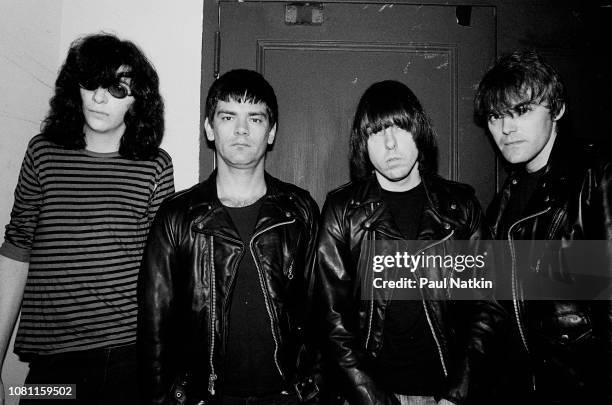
left=294, top=193, right=324, bottom=403
left=443, top=194, right=507, bottom=405
left=315, top=196, right=399, bottom=405
left=138, top=201, right=179, bottom=405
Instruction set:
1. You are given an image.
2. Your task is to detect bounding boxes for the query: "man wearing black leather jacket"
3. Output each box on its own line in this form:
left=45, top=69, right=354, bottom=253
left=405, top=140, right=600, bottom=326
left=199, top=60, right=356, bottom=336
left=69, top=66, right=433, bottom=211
left=316, top=81, right=504, bottom=405
left=138, top=70, right=320, bottom=405
left=474, top=50, right=612, bottom=404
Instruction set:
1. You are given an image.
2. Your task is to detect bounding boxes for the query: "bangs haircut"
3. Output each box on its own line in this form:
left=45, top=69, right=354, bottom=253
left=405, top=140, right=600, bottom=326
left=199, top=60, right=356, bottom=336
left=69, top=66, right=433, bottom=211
left=350, top=80, right=437, bottom=181
left=355, top=94, right=418, bottom=139
left=74, top=37, right=135, bottom=90
left=474, top=50, right=565, bottom=125
left=205, top=69, right=278, bottom=129
left=42, top=33, right=164, bottom=160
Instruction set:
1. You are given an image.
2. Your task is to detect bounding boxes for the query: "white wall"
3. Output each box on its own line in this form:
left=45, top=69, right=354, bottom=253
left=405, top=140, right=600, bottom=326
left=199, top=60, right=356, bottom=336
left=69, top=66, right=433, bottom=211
left=0, top=0, right=62, bottom=238
left=1, top=1, right=203, bottom=403
left=0, top=2, right=63, bottom=403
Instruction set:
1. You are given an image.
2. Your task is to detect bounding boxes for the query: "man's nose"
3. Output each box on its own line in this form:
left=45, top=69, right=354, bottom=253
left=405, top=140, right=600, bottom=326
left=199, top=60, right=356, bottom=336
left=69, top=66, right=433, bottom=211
left=92, top=87, right=108, bottom=104
left=501, top=115, right=517, bottom=135
left=235, top=116, right=249, bottom=135
left=384, top=128, right=397, bottom=150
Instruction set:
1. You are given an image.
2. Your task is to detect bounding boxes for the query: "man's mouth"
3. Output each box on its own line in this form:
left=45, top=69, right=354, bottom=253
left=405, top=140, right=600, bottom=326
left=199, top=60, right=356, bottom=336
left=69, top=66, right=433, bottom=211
left=504, top=140, right=525, bottom=146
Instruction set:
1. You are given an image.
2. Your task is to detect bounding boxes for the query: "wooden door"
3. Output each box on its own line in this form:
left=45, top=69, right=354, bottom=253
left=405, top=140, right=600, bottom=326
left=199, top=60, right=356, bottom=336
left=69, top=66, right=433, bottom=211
left=202, top=1, right=497, bottom=207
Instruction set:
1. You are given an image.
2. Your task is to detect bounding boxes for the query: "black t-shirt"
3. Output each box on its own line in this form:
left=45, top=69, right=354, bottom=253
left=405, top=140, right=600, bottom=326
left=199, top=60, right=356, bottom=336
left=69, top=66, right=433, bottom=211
left=222, top=196, right=285, bottom=396
left=381, top=184, right=425, bottom=240
left=376, top=184, right=445, bottom=395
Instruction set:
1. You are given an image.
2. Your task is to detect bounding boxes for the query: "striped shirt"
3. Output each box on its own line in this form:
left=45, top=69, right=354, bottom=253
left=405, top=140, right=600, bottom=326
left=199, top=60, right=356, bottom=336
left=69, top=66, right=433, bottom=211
left=0, top=134, right=174, bottom=356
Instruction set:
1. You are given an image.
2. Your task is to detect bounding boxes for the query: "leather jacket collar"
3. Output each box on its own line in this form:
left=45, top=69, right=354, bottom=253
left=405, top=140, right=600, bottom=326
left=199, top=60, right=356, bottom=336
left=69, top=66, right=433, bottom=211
left=191, top=171, right=303, bottom=241
left=490, top=136, right=579, bottom=237
left=350, top=173, right=466, bottom=241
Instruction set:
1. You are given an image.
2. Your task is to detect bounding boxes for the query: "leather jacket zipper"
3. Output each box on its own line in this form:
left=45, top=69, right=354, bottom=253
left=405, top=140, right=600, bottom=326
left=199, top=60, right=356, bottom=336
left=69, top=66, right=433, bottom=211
left=364, top=224, right=376, bottom=349
left=199, top=231, right=243, bottom=397
left=249, top=218, right=297, bottom=379
left=221, top=243, right=245, bottom=369
left=412, top=230, right=454, bottom=378
left=507, top=207, right=551, bottom=391
left=206, top=235, right=218, bottom=395
left=286, top=260, right=294, bottom=280
left=507, top=207, right=551, bottom=354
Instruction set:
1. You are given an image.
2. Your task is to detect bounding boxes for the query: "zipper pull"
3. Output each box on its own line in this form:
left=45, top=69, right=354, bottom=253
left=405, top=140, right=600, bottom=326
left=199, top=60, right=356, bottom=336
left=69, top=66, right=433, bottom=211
left=287, top=262, right=294, bottom=279
left=208, top=373, right=217, bottom=395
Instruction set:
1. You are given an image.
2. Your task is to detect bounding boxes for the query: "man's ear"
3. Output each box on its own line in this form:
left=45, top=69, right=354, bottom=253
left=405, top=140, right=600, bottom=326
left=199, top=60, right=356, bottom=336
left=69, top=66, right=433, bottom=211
left=553, top=103, right=566, bottom=122
left=204, top=118, right=215, bottom=142
left=267, top=124, right=277, bottom=145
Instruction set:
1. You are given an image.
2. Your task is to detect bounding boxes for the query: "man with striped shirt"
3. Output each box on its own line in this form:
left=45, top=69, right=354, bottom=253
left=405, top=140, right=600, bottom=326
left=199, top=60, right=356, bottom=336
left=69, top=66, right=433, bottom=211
left=0, top=34, right=174, bottom=404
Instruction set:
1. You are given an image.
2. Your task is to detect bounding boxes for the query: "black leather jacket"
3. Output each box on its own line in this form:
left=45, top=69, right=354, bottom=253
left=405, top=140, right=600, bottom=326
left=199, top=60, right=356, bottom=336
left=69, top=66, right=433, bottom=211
left=316, top=174, right=504, bottom=405
left=138, top=172, right=320, bottom=404
left=487, top=138, right=612, bottom=402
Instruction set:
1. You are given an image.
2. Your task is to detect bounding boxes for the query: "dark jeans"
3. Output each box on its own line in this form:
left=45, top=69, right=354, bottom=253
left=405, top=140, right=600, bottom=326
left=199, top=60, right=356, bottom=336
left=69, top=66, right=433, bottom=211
left=221, top=391, right=299, bottom=405
left=20, top=344, right=137, bottom=405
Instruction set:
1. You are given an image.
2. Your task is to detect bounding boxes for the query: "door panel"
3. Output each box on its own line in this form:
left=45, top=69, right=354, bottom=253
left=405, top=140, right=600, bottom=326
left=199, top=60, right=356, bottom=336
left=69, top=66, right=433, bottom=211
left=203, top=2, right=496, bottom=207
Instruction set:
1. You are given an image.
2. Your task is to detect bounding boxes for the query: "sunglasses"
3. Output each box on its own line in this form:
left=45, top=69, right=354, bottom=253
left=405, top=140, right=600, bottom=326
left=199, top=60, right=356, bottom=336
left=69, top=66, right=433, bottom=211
left=79, top=79, right=133, bottom=99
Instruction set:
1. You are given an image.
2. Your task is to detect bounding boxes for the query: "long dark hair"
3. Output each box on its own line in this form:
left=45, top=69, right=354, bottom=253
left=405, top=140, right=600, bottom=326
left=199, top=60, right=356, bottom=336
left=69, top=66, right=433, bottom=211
left=350, top=80, right=438, bottom=181
left=42, top=33, right=164, bottom=160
